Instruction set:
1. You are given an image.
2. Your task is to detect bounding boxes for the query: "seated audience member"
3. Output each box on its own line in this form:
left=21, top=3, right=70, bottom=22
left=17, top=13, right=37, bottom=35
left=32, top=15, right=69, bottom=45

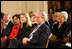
left=17, top=13, right=32, bottom=39
left=53, top=4, right=57, bottom=13
left=22, top=12, right=51, bottom=48
left=67, top=11, right=71, bottom=24
left=2, top=14, right=14, bottom=37
left=30, top=13, right=38, bottom=30
left=7, top=13, right=32, bottom=48
left=60, top=11, right=71, bottom=48
left=48, top=12, right=61, bottom=30
left=48, top=7, right=54, bottom=29
left=50, top=11, right=70, bottom=48
left=1, top=12, right=5, bottom=48
left=1, top=13, right=14, bottom=48
left=1, top=12, right=5, bottom=37
left=48, top=12, right=61, bottom=48
left=56, top=1, right=64, bottom=12
left=68, top=11, right=71, bottom=32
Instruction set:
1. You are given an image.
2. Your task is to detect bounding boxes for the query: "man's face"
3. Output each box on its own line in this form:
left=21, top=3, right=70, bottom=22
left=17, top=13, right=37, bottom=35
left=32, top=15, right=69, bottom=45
left=3, top=15, right=10, bottom=23
left=36, top=13, right=43, bottom=24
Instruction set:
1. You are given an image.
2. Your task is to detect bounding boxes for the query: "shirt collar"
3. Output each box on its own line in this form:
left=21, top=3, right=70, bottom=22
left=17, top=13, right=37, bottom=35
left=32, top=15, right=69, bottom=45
left=37, top=22, right=44, bottom=27
left=5, top=20, right=10, bottom=25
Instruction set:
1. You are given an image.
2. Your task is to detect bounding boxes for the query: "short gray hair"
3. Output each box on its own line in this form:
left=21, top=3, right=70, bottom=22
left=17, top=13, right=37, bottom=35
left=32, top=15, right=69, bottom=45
left=61, top=11, right=68, bottom=21
left=40, top=11, right=48, bottom=21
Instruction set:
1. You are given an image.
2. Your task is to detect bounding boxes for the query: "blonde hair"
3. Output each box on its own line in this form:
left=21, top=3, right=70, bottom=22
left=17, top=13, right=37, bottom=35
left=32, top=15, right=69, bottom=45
left=53, top=12, right=61, bottom=21
left=20, top=13, right=32, bottom=28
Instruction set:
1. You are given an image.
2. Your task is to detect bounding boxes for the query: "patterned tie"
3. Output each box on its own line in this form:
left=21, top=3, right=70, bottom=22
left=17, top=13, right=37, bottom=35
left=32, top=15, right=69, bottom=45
left=30, top=25, right=39, bottom=37
left=29, top=25, right=40, bottom=40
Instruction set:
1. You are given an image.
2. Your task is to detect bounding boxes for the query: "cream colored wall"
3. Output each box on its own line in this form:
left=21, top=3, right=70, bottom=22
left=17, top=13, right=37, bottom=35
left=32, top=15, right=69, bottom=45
left=1, top=1, right=48, bottom=17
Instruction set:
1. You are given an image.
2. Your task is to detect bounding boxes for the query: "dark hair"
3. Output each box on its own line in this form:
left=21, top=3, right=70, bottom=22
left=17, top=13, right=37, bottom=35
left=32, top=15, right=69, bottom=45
left=53, top=4, right=57, bottom=8
left=48, top=7, right=54, bottom=14
left=1, top=12, right=4, bottom=19
left=12, top=14, right=20, bottom=19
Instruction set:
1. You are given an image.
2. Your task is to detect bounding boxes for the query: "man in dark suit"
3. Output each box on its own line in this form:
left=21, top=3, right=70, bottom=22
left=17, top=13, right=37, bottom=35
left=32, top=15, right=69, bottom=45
left=22, top=12, right=51, bottom=48
left=2, top=14, right=14, bottom=38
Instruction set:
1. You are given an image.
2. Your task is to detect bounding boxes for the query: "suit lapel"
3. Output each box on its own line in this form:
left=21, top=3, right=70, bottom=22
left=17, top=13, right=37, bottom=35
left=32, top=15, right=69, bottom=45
left=33, top=23, right=45, bottom=36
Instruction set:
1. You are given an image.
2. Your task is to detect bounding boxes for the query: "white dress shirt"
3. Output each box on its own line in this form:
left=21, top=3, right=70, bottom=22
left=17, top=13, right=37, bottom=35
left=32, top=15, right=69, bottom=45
left=4, top=20, right=10, bottom=29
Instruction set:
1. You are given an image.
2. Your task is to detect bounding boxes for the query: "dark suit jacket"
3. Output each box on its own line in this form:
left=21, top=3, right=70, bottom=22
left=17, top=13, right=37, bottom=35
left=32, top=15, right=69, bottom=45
left=51, top=22, right=70, bottom=39
left=25, top=23, right=51, bottom=48
left=48, top=19, right=54, bottom=29
left=17, top=23, right=32, bottom=40
left=2, top=21, right=14, bottom=37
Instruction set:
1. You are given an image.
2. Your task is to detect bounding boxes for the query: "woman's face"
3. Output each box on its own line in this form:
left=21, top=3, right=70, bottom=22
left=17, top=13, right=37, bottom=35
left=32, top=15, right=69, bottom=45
left=20, top=15, right=27, bottom=24
left=13, top=17, right=20, bottom=25
left=53, top=13, right=60, bottom=22
left=58, top=15, right=65, bottom=23
left=31, top=16, right=37, bottom=24
left=49, top=9, right=53, bottom=14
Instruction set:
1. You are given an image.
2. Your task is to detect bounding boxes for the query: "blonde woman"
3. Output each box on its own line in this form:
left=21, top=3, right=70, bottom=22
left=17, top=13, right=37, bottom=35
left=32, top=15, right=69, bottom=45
left=20, top=13, right=32, bottom=28
left=17, top=13, right=32, bottom=40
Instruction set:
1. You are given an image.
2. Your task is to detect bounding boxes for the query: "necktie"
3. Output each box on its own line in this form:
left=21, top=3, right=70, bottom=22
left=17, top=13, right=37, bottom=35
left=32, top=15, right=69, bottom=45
left=29, top=25, right=40, bottom=40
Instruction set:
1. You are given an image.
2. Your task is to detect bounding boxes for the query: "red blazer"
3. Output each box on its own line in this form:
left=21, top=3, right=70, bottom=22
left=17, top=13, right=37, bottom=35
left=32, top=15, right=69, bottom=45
left=2, top=24, right=21, bottom=40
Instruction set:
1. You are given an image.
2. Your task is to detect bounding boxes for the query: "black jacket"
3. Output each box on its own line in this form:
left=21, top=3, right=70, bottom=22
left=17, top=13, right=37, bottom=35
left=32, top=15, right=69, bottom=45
left=17, top=23, right=31, bottom=40
left=2, top=21, right=14, bottom=37
left=25, top=23, right=51, bottom=48
left=51, top=22, right=70, bottom=39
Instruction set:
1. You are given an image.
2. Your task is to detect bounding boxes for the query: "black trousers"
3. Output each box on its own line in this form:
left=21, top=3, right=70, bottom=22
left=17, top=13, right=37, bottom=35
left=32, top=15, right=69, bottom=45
left=7, top=38, right=23, bottom=48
